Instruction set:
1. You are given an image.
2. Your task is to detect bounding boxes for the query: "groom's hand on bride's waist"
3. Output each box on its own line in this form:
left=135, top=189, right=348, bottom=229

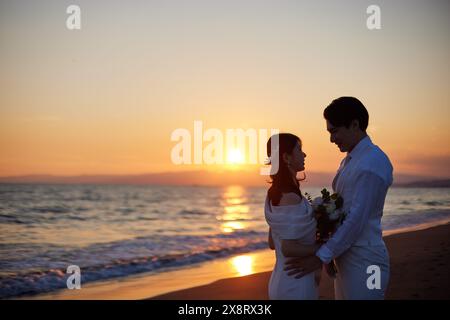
left=284, top=256, right=322, bottom=279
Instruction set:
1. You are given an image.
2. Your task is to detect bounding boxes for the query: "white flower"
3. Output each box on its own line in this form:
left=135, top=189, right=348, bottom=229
left=329, top=208, right=343, bottom=221
left=325, top=203, right=336, bottom=215
left=311, top=197, right=323, bottom=207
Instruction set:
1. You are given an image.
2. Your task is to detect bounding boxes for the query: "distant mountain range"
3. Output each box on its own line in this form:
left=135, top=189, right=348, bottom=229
left=393, top=179, right=450, bottom=188
left=0, top=171, right=448, bottom=188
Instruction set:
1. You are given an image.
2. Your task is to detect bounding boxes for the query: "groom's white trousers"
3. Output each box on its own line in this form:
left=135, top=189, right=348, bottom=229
left=334, top=244, right=390, bottom=300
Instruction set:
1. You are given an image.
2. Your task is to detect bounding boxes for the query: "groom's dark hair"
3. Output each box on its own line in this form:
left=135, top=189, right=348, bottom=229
left=324, top=97, right=369, bottom=132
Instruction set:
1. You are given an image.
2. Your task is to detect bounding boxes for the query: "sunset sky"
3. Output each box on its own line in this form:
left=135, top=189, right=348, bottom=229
left=0, top=0, right=449, bottom=179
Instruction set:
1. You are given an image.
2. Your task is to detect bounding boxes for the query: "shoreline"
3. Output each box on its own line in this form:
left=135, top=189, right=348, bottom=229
left=151, top=221, right=450, bottom=300
left=21, top=218, right=450, bottom=300
left=22, top=248, right=276, bottom=300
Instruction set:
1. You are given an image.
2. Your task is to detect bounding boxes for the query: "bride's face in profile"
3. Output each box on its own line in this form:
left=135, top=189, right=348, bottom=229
left=283, top=141, right=306, bottom=173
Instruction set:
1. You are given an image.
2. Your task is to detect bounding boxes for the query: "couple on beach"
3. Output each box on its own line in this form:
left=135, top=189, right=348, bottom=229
left=264, top=97, right=393, bottom=300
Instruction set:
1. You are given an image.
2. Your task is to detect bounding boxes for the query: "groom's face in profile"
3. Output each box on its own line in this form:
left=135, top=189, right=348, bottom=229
left=326, top=120, right=355, bottom=153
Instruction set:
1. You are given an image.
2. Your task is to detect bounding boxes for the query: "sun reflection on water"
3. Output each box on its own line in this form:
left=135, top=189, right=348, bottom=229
left=221, top=221, right=245, bottom=233
left=230, top=255, right=254, bottom=276
left=219, top=186, right=250, bottom=233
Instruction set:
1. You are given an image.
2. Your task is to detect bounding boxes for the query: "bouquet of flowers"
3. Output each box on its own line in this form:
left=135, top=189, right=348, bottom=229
left=305, top=188, right=347, bottom=279
left=305, top=188, right=346, bottom=243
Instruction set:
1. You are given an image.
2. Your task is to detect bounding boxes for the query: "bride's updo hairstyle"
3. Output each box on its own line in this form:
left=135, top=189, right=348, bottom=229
left=266, top=133, right=303, bottom=206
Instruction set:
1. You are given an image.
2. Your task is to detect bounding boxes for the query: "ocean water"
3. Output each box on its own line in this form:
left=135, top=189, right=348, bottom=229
left=0, top=184, right=449, bottom=298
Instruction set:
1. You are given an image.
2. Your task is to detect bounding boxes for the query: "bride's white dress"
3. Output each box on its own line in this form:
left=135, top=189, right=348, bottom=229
left=264, top=196, right=318, bottom=300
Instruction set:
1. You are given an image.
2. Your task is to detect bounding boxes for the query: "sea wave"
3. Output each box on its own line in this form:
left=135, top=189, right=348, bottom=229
left=382, top=209, right=450, bottom=230
left=0, top=230, right=267, bottom=299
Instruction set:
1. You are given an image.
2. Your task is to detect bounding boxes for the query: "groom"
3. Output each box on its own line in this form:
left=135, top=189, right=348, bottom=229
left=285, top=97, right=393, bottom=299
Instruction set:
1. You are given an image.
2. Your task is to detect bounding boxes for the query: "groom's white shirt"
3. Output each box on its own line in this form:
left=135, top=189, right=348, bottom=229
left=316, top=135, right=393, bottom=264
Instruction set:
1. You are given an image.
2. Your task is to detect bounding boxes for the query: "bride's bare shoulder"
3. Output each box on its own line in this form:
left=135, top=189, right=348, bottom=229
left=278, top=192, right=302, bottom=206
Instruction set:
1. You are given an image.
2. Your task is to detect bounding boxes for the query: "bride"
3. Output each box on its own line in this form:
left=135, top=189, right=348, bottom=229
left=264, top=133, right=320, bottom=300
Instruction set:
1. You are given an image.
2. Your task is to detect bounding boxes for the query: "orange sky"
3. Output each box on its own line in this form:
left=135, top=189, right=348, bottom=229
left=0, top=0, right=449, bottom=179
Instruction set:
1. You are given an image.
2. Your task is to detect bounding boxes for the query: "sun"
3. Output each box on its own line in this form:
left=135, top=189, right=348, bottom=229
left=227, top=149, right=245, bottom=164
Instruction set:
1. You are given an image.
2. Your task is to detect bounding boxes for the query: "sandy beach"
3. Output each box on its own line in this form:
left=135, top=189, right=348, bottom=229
left=151, top=223, right=450, bottom=300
